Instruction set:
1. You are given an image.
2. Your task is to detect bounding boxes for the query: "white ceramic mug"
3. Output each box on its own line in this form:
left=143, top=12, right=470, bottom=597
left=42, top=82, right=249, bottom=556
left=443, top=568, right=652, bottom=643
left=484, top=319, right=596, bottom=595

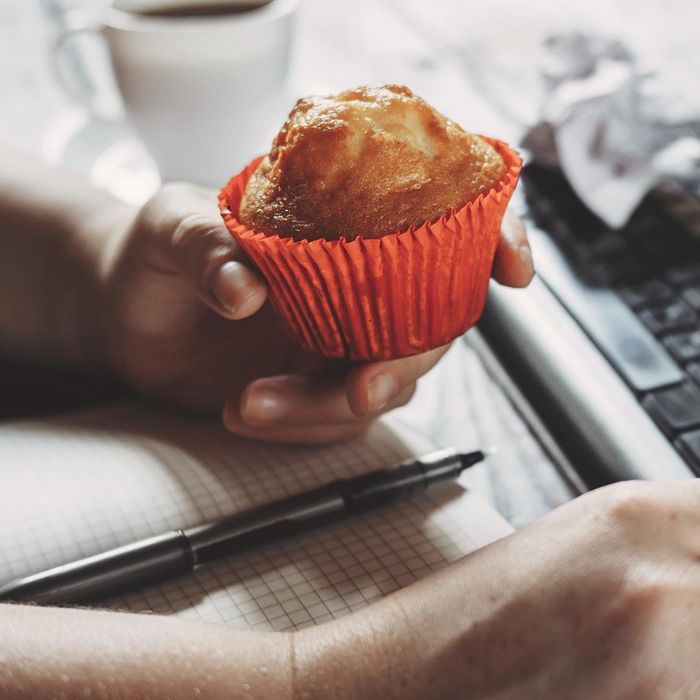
left=54, top=0, right=298, bottom=186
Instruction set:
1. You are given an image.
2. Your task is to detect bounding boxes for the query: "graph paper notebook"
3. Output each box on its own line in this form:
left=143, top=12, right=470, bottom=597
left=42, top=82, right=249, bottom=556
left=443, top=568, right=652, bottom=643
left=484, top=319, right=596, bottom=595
left=0, top=402, right=513, bottom=631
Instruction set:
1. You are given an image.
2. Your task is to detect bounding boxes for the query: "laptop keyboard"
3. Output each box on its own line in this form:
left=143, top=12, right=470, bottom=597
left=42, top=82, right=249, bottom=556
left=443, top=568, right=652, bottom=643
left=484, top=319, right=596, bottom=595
left=521, top=164, right=700, bottom=474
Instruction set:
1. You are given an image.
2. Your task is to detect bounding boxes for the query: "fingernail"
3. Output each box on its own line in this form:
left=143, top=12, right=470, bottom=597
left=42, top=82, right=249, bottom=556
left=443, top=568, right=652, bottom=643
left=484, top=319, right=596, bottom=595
left=518, top=242, right=534, bottom=275
left=242, top=385, right=291, bottom=425
left=211, top=261, right=261, bottom=318
left=367, top=373, right=398, bottom=412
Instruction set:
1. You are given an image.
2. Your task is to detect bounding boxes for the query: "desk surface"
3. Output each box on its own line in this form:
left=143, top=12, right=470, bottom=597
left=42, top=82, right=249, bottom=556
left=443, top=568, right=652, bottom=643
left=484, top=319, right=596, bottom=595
left=9, top=0, right=668, bottom=526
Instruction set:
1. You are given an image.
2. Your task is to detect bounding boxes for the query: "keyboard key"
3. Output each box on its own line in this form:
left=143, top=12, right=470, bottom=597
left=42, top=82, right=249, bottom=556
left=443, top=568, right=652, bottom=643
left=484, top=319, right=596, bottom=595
left=569, top=219, right=611, bottom=243
left=656, top=183, right=700, bottom=238
left=663, top=330, right=700, bottom=363
left=618, top=279, right=674, bottom=309
left=623, top=209, right=662, bottom=237
left=587, top=234, right=628, bottom=261
left=638, top=236, right=688, bottom=267
left=665, top=262, right=700, bottom=287
left=639, top=299, right=697, bottom=335
left=681, top=283, right=700, bottom=311
left=676, top=429, right=700, bottom=474
left=643, top=383, right=700, bottom=435
left=523, top=166, right=612, bottom=244
left=591, top=258, right=651, bottom=285
left=686, top=363, right=700, bottom=388
left=531, top=229, right=683, bottom=392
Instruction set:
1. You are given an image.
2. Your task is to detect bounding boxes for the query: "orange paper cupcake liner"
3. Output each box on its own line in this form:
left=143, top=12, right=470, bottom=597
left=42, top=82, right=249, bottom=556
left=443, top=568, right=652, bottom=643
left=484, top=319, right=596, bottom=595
left=219, top=137, right=522, bottom=361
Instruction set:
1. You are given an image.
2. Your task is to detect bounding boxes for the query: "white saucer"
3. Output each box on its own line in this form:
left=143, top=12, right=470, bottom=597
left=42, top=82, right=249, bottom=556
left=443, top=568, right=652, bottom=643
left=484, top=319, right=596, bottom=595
left=42, top=108, right=161, bottom=206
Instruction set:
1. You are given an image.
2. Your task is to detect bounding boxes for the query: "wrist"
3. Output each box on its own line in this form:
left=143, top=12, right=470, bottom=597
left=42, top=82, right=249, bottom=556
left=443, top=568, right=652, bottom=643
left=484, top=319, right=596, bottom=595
left=292, top=598, right=427, bottom=700
left=58, top=198, right=136, bottom=374
left=0, top=145, right=137, bottom=373
left=292, top=532, right=560, bottom=700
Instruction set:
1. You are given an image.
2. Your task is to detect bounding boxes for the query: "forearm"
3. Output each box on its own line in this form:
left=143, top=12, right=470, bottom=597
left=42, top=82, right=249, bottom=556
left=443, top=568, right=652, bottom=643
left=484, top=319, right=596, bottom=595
left=0, top=504, right=631, bottom=700
left=294, top=513, right=607, bottom=700
left=0, top=535, right=541, bottom=700
left=295, top=541, right=525, bottom=700
left=0, top=604, right=293, bottom=699
left=0, top=145, right=134, bottom=370
left=0, top=556, right=516, bottom=700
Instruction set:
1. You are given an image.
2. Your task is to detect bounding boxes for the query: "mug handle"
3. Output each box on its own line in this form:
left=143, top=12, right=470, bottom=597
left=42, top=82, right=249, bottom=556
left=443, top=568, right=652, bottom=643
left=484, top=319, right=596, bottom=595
left=52, top=12, right=122, bottom=122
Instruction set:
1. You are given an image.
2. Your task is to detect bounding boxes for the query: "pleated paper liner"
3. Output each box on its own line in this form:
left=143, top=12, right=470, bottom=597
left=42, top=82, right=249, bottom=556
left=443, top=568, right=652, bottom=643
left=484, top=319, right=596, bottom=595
left=219, top=137, right=522, bottom=361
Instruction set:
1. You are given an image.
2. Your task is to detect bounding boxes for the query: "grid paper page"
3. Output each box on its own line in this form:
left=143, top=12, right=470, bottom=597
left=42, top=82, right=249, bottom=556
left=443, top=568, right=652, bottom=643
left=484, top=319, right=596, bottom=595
left=0, top=402, right=513, bottom=630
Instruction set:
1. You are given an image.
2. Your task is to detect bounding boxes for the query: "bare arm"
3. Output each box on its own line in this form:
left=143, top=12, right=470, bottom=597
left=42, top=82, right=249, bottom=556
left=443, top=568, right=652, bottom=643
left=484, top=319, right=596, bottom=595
left=5, top=481, right=700, bottom=699
left=0, top=146, right=133, bottom=371
left=0, top=604, right=292, bottom=699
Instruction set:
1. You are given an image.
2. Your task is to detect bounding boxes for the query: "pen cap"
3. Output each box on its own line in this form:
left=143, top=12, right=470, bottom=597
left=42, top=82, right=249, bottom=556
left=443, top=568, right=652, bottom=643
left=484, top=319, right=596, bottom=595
left=341, top=448, right=463, bottom=511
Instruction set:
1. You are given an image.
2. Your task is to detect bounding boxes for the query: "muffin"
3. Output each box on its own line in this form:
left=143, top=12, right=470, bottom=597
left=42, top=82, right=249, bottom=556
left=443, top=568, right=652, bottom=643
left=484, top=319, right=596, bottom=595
left=219, top=85, right=521, bottom=361
left=239, top=85, right=506, bottom=241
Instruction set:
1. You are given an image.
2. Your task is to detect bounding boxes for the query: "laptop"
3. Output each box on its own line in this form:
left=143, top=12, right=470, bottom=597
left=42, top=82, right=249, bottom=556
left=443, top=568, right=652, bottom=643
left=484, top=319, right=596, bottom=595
left=476, top=160, right=700, bottom=487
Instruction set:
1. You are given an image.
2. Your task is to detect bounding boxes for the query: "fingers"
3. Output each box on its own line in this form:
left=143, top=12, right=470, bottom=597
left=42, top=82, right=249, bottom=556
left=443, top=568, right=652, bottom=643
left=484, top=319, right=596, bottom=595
left=149, top=183, right=267, bottom=319
left=209, top=260, right=267, bottom=320
left=145, top=184, right=528, bottom=322
left=344, top=344, right=450, bottom=417
left=223, top=416, right=370, bottom=445
left=492, top=211, right=535, bottom=288
left=223, top=343, right=447, bottom=441
left=223, top=379, right=416, bottom=441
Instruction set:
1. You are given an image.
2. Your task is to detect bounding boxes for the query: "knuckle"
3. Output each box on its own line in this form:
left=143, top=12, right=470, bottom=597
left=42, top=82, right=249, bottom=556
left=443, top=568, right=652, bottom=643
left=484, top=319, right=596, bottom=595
left=169, top=214, right=238, bottom=286
left=395, top=383, right=417, bottom=407
left=598, top=481, right=663, bottom=524
left=158, top=181, right=189, bottom=198
left=616, top=577, right=668, bottom=630
left=149, top=182, right=194, bottom=212
left=403, top=347, right=444, bottom=381
left=617, top=560, right=697, bottom=626
left=591, top=481, right=686, bottom=542
left=171, top=212, right=220, bottom=249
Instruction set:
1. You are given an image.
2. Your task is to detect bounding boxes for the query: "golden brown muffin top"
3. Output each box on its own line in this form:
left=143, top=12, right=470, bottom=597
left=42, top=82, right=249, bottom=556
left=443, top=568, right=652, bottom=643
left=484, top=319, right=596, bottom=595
left=239, top=85, right=506, bottom=241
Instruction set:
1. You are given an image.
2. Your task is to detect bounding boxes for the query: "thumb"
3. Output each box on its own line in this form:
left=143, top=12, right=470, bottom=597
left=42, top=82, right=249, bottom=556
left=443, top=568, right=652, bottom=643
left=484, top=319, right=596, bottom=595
left=491, top=211, right=534, bottom=288
left=163, top=185, right=267, bottom=320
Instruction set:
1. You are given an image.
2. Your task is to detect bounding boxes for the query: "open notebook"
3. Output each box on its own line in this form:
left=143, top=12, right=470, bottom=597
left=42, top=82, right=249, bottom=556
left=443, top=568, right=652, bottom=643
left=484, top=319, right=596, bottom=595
left=0, top=403, right=513, bottom=631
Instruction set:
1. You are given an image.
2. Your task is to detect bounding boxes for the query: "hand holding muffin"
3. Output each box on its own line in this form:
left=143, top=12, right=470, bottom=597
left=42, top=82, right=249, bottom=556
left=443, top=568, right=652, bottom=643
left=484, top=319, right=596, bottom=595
left=222, top=85, right=523, bottom=361
left=90, top=85, right=531, bottom=443
left=99, top=181, right=530, bottom=444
